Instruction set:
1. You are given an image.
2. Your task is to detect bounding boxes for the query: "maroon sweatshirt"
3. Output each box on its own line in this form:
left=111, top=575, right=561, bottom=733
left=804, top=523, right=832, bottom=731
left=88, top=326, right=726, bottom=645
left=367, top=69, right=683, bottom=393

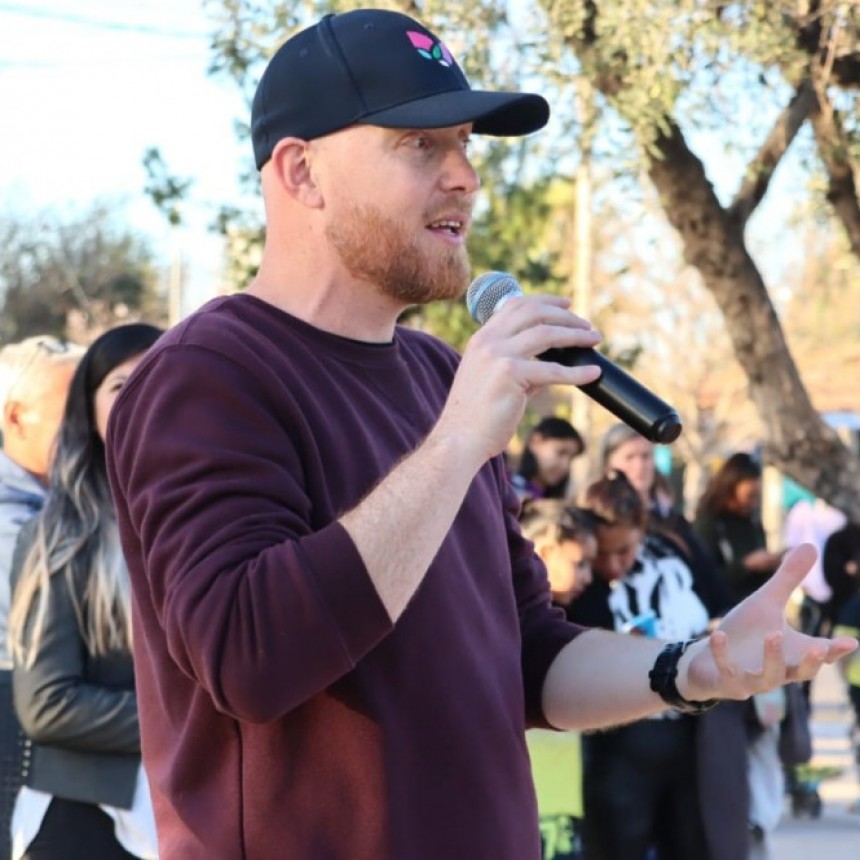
left=107, top=294, right=583, bottom=859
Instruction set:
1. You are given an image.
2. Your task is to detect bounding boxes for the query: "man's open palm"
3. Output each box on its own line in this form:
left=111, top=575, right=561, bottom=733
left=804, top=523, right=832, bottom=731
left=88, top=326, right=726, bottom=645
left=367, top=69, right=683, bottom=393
left=684, top=544, right=857, bottom=702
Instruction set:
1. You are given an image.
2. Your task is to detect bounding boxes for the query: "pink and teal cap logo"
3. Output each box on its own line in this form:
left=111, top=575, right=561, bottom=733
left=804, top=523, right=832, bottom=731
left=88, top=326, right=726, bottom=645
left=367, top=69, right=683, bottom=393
left=406, top=30, right=455, bottom=67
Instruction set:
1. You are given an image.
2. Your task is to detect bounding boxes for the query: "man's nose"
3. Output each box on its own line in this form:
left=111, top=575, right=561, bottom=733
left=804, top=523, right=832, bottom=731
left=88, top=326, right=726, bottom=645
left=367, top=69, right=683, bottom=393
left=440, top=147, right=480, bottom=194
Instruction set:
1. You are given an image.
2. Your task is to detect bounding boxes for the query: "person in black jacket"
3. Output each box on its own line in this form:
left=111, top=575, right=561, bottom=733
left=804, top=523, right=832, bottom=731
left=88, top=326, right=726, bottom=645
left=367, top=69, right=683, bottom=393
left=823, top=521, right=860, bottom=629
left=7, top=324, right=162, bottom=860
left=693, top=452, right=785, bottom=605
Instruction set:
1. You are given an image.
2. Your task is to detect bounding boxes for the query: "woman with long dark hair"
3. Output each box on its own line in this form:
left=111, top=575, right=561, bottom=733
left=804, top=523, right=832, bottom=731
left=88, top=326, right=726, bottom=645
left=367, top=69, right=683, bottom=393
left=694, top=452, right=794, bottom=860
left=511, top=416, right=584, bottom=501
left=694, top=452, right=784, bottom=605
left=8, top=323, right=162, bottom=860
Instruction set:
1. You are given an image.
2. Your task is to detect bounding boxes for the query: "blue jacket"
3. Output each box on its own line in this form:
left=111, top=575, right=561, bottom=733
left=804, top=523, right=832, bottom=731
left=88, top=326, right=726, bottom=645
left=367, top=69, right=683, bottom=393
left=0, top=451, right=45, bottom=669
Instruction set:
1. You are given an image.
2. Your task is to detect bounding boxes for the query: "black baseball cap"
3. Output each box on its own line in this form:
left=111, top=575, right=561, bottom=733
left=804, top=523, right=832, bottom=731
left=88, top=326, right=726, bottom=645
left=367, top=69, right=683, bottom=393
left=251, top=8, right=550, bottom=169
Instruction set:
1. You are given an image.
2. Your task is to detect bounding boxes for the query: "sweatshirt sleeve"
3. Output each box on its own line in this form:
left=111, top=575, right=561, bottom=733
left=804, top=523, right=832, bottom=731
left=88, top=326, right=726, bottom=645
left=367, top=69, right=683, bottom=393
left=493, top=461, right=587, bottom=728
left=107, top=344, right=394, bottom=724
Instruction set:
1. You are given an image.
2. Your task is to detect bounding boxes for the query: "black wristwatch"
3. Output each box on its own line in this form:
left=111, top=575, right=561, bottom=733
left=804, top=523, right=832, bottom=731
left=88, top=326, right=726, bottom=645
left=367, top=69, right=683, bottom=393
left=648, top=640, right=719, bottom=715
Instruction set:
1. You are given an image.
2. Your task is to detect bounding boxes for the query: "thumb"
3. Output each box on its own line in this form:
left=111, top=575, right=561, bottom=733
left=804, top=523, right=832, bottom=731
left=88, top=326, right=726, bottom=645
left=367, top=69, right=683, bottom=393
left=757, top=543, right=815, bottom=605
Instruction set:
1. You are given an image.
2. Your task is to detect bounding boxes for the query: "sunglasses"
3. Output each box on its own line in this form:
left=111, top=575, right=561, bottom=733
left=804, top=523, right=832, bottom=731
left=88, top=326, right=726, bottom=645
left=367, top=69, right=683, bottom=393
left=3, top=337, right=74, bottom=403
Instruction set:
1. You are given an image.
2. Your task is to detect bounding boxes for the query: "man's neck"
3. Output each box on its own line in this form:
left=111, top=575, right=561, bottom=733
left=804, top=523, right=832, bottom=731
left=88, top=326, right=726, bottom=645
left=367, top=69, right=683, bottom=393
left=247, top=261, right=404, bottom=344
left=0, top=447, right=47, bottom=488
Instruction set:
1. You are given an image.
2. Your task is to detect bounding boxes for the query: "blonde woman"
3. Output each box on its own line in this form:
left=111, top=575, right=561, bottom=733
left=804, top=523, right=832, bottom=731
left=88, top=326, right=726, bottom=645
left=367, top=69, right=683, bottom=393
left=8, top=324, right=161, bottom=860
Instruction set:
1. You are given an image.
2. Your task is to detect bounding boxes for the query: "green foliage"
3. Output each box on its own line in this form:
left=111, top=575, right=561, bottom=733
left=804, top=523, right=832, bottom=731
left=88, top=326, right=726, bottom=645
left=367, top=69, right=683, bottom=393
left=198, top=0, right=860, bottom=371
left=143, top=147, right=194, bottom=227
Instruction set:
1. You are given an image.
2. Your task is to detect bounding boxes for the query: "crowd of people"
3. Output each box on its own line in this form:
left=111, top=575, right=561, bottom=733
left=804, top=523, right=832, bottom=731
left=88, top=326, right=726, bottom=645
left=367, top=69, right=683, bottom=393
left=514, top=415, right=860, bottom=860
left=1, top=329, right=855, bottom=860
left=1, top=8, right=858, bottom=860
left=0, top=328, right=162, bottom=859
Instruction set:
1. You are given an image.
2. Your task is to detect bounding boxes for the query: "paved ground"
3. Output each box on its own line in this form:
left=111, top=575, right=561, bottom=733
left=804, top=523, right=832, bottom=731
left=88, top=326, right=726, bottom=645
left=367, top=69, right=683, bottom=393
left=770, top=662, right=860, bottom=859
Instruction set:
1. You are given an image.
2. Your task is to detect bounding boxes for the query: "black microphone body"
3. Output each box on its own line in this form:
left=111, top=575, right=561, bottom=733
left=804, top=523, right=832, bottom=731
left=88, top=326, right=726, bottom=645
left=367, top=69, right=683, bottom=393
left=537, top=346, right=681, bottom=444
left=466, top=271, right=683, bottom=445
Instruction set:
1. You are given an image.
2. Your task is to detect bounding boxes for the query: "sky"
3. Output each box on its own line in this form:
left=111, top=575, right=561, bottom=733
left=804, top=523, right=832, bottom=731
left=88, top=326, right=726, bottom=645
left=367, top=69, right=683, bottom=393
left=0, top=0, right=810, bottom=322
left=0, top=0, right=253, bottom=316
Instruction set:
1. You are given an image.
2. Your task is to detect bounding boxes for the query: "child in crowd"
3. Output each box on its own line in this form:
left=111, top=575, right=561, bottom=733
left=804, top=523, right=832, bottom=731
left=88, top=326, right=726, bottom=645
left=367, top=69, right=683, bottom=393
left=511, top=417, right=585, bottom=502
left=570, top=471, right=712, bottom=860
left=519, top=499, right=597, bottom=860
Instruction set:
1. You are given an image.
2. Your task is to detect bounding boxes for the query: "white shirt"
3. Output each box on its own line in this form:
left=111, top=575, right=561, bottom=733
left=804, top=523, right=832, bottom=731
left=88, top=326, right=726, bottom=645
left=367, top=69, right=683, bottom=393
left=607, top=535, right=710, bottom=643
left=11, top=765, right=158, bottom=859
left=782, top=499, right=846, bottom=603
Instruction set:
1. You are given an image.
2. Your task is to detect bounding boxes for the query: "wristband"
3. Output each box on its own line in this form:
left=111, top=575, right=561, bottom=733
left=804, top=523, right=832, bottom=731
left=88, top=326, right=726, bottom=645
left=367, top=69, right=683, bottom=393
left=648, top=640, right=718, bottom=715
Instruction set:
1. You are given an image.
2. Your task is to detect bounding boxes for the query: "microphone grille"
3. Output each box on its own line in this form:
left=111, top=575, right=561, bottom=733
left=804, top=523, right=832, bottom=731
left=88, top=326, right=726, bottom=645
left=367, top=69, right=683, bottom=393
left=466, top=271, right=523, bottom=325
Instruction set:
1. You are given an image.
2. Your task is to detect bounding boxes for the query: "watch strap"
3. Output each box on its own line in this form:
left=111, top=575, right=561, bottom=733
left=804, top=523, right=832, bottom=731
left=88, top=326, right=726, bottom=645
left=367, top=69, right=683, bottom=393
left=648, top=639, right=718, bottom=715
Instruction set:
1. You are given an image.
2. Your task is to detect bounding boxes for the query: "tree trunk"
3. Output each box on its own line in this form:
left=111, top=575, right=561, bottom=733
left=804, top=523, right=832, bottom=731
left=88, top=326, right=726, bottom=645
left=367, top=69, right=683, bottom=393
left=644, top=121, right=860, bottom=519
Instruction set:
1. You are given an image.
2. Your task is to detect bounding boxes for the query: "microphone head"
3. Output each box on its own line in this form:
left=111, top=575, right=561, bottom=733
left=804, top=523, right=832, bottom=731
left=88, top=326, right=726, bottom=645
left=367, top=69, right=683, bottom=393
left=466, top=271, right=523, bottom=325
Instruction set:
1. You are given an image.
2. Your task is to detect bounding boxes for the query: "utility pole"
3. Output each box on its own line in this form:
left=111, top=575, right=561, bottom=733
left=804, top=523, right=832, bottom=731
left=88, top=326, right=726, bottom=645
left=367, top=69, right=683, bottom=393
left=142, top=147, right=192, bottom=327
left=168, top=227, right=183, bottom=326
left=570, top=78, right=597, bottom=492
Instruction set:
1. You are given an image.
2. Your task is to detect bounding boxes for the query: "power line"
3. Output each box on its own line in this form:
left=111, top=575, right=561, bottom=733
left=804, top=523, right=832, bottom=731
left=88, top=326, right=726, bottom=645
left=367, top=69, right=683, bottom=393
left=0, top=2, right=209, bottom=40
left=0, top=55, right=208, bottom=71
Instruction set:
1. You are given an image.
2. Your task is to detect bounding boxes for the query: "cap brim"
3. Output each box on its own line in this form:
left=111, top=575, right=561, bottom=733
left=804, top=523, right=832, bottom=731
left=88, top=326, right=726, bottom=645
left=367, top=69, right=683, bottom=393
left=362, top=89, right=549, bottom=137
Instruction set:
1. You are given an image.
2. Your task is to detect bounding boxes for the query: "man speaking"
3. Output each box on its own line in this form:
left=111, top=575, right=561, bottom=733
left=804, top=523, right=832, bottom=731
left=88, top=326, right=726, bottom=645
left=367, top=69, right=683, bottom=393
left=107, top=9, right=854, bottom=858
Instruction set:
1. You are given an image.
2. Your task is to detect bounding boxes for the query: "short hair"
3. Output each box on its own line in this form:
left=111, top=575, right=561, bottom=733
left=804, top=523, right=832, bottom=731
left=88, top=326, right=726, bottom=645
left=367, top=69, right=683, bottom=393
left=0, top=335, right=84, bottom=409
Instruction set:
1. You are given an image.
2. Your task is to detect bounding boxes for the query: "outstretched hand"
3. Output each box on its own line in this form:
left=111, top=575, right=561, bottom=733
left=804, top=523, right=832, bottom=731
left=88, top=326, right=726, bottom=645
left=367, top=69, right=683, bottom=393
left=680, top=544, right=857, bottom=703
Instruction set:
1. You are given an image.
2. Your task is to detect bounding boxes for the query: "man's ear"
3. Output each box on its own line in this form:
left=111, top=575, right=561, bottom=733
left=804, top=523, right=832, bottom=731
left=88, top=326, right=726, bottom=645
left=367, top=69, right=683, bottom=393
left=3, top=399, right=25, bottom=439
left=269, top=137, right=324, bottom=208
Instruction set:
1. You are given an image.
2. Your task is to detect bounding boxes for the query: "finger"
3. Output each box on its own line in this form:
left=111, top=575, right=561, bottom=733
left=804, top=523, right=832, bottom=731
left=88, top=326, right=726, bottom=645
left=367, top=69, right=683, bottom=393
left=752, top=631, right=786, bottom=691
left=757, top=544, right=817, bottom=606
left=508, top=323, right=602, bottom=363
left=709, top=629, right=733, bottom=674
left=488, top=294, right=570, bottom=330
left=519, top=357, right=603, bottom=391
left=489, top=295, right=596, bottom=338
left=709, top=630, right=753, bottom=699
left=787, top=642, right=827, bottom=683
left=823, top=636, right=859, bottom=664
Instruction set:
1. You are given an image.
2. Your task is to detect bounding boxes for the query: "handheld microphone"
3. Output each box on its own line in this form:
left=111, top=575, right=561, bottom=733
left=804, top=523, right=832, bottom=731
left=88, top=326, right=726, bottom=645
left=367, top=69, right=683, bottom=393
left=466, top=271, right=683, bottom=444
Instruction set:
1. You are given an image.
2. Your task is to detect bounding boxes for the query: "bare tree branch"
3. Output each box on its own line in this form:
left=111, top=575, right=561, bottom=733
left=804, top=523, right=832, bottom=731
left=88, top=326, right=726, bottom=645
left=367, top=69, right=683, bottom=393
left=809, top=87, right=860, bottom=259
left=544, top=0, right=860, bottom=514
left=642, top=121, right=860, bottom=511
left=831, top=53, right=860, bottom=88
left=791, top=0, right=860, bottom=89
left=728, top=79, right=818, bottom=229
